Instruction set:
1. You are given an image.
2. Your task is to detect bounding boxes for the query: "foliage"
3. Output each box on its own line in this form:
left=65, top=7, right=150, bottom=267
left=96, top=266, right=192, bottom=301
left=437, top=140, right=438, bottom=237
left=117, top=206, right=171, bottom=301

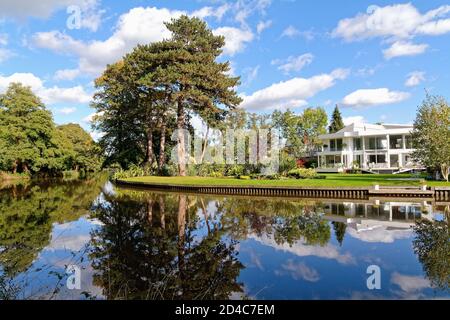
left=411, top=94, right=450, bottom=181
left=413, top=219, right=449, bottom=291
left=287, top=168, right=320, bottom=179
left=328, top=105, right=345, bottom=133
left=112, top=164, right=149, bottom=180
left=0, top=83, right=67, bottom=174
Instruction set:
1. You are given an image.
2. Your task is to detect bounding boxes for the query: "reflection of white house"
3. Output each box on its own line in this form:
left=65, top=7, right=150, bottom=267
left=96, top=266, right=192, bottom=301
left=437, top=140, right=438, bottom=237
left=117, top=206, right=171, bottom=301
left=316, top=123, right=424, bottom=173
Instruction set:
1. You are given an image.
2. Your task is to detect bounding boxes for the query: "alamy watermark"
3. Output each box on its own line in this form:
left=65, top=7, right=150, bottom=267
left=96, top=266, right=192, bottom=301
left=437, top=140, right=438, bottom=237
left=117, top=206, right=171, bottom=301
left=366, top=265, right=381, bottom=290
left=66, top=265, right=81, bottom=290
left=170, top=129, right=284, bottom=175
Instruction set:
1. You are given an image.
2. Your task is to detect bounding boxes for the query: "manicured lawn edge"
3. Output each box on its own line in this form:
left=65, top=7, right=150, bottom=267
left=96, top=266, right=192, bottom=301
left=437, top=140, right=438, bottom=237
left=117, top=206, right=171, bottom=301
left=118, top=174, right=450, bottom=188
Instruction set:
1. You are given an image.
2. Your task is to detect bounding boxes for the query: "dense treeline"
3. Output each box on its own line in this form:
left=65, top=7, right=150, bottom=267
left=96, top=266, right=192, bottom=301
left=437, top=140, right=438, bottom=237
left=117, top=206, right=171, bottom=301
left=0, top=83, right=101, bottom=177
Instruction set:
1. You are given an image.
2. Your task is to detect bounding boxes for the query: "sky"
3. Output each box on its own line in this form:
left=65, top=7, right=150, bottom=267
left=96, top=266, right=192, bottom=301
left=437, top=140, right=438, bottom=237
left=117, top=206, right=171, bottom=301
left=1, top=0, right=450, bottom=138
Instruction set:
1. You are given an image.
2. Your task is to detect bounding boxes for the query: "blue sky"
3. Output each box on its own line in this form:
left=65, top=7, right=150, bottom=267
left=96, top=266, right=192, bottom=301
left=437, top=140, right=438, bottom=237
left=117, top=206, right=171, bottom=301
left=1, top=0, right=450, bottom=137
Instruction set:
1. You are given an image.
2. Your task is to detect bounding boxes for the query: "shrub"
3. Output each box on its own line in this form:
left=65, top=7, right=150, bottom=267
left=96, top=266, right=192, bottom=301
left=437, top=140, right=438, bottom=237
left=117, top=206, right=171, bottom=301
left=287, top=168, right=319, bottom=179
left=226, top=164, right=245, bottom=177
left=112, top=164, right=148, bottom=180
left=238, top=175, right=251, bottom=180
left=209, top=171, right=223, bottom=178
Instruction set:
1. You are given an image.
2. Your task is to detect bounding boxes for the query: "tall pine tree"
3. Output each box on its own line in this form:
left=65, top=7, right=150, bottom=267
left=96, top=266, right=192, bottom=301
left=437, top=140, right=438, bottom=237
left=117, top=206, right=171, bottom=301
left=328, top=105, right=345, bottom=133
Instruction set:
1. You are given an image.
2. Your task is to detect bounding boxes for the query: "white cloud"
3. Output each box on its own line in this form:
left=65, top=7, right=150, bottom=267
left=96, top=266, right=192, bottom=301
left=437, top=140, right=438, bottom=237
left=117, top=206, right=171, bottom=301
left=342, top=88, right=410, bottom=108
left=240, top=68, right=349, bottom=111
left=0, top=0, right=103, bottom=31
left=281, top=25, right=300, bottom=38
left=332, top=4, right=450, bottom=58
left=0, top=72, right=91, bottom=105
left=249, top=233, right=355, bottom=265
left=383, top=41, right=428, bottom=60
left=214, top=27, right=254, bottom=56
left=333, top=4, right=450, bottom=41
left=343, top=116, right=365, bottom=126
left=83, top=111, right=104, bottom=123
left=391, top=272, right=430, bottom=293
left=0, top=48, right=13, bottom=63
left=275, top=260, right=320, bottom=282
left=192, top=4, right=230, bottom=21
left=0, top=33, right=8, bottom=46
left=54, top=68, right=82, bottom=81
left=57, top=107, right=77, bottom=115
left=40, top=85, right=91, bottom=105
left=405, top=71, right=426, bottom=87
left=32, top=6, right=252, bottom=77
left=256, top=20, right=272, bottom=34
left=271, top=53, right=314, bottom=74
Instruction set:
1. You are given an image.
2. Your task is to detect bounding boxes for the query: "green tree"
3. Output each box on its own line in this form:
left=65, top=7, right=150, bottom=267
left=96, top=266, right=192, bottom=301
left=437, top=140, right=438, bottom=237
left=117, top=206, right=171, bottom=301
left=411, top=95, right=450, bottom=181
left=413, top=219, right=449, bottom=291
left=328, top=105, right=345, bottom=133
left=163, top=16, right=242, bottom=176
left=57, top=123, right=102, bottom=172
left=0, top=83, right=67, bottom=174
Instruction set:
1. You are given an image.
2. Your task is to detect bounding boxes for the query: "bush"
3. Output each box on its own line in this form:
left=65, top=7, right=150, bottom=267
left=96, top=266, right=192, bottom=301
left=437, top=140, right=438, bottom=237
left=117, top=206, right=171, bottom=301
left=226, top=164, right=245, bottom=177
left=209, top=171, right=223, bottom=178
left=287, top=168, right=319, bottom=179
left=112, top=164, right=148, bottom=180
left=238, top=175, right=251, bottom=180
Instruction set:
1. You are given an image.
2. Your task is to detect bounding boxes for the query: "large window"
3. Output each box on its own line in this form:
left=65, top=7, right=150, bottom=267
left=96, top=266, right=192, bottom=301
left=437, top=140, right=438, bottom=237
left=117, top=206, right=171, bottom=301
left=390, top=154, right=399, bottom=167
left=389, top=135, right=403, bottom=149
left=369, top=154, right=386, bottom=164
left=329, top=139, right=343, bottom=151
left=366, top=137, right=387, bottom=150
left=353, top=138, right=362, bottom=150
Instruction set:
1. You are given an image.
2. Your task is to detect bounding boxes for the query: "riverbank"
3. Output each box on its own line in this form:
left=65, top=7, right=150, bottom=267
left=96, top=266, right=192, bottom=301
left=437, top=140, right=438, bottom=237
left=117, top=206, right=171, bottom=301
left=119, top=174, right=450, bottom=188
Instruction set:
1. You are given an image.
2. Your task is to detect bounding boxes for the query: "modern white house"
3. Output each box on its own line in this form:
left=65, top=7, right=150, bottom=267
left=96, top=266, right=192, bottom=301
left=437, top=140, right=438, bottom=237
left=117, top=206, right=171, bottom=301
left=316, top=123, right=424, bottom=173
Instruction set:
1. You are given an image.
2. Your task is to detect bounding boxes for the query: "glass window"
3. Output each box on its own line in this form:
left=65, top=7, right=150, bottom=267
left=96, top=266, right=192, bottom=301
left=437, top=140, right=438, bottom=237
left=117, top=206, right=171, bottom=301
left=367, top=137, right=376, bottom=150
left=390, top=154, right=399, bottom=167
left=369, top=155, right=377, bottom=163
left=377, top=155, right=386, bottom=163
left=330, top=140, right=336, bottom=151
left=376, top=137, right=387, bottom=150
left=336, top=139, right=343, bottom=151
left=353, top=138, right=362, bottom=150
left=389, top=135, right=402, bottom=149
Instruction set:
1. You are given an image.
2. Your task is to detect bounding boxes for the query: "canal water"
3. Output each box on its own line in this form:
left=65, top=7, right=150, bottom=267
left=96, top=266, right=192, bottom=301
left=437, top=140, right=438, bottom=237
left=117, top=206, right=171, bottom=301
left=0, top=175, right=448, bottom=300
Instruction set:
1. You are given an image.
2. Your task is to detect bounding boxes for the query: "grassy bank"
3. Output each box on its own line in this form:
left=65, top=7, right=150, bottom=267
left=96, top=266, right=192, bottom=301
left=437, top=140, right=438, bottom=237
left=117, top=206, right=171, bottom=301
left=0, top=172, right=31, bottom=181
left=120, top=174, right=450, bottom=188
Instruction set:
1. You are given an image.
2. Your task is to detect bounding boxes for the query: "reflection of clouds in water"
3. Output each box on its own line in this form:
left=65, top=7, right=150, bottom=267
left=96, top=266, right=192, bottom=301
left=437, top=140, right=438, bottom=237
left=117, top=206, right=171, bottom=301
left=249, top=233, right=355, bottom=265
left=391, top=272, right=430, bottom=293
left=275, top=260, right=320, bottom=282
left=346, top=226, right=412, bottom=243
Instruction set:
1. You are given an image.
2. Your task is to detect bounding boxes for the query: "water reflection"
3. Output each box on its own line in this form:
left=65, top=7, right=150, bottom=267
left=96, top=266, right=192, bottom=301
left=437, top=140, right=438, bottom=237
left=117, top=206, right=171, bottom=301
left=0, top=180, right=448, bottom=300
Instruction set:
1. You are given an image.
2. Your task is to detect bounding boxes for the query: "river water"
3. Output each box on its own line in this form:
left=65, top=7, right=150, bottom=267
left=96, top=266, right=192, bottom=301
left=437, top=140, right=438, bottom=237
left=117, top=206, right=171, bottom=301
left=0, top=175, right=448, bottom=300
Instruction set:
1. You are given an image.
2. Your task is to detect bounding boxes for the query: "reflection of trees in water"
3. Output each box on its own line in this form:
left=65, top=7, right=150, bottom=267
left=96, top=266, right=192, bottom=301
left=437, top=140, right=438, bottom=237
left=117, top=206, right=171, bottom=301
left=89, top=192, right=244, bottom=300
left=413, top=211, right=449, bottom=292
left=0, top=175, right=108, bottom=297
left=216, top=197, right=331, bottom=246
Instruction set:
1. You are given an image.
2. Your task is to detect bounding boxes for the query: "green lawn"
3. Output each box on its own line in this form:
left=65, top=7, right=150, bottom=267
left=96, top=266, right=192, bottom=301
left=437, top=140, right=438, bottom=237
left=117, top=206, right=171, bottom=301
left=121, top=174, right=450, bottom=188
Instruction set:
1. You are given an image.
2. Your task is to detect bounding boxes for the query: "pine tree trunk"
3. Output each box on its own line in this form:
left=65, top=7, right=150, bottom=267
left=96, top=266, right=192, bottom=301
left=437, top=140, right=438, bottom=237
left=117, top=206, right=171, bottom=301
left=200, top=126, right=209, bottom=164
left=158, top=120, right=167, bottom=171
left=145, top=128, right=154, bottom=168
left=177, top=100, right=187, bottom=176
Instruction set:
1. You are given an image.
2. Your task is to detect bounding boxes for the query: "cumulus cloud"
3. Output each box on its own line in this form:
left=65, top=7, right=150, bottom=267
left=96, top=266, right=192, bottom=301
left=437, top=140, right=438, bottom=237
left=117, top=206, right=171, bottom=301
left=0, top=33, right=8, bottom=46
left=54, top=68, right=82, bottom=81
left=333, top=4, right=450, bottom=41
left=213, top=27, right=254, bottom=56
left=391, top=272, right=430, bottom=293
left=32, top=6, right=253, bottom=77
left=275, top=260, right=320, bottom=282
left=405, top=71, right=426, bottom=87
left=341, top=88, right=410, bottom=108
left=0, top=72, right=91, bottom=105
left=240, top=68, right=349, bottom=111
left=249, top=233, right=355, bottom=265
left=0, top=0, right=103, bottom=31
left=343, top=116, right=365, bottom=126
left=271, top=53, right=314, bottom=74
left=0, top=48, right=13, bottom=63
left=332, top=4, right=450, bottom=58
left=383, top=41, right=428, bottom=59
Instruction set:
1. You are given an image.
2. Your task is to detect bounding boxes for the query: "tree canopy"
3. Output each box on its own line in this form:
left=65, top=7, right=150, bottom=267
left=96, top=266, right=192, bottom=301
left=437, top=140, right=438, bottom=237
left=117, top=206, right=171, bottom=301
left=328, top=105, right=344, bottom=133
left=412, top=94, right=450, bottom=181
